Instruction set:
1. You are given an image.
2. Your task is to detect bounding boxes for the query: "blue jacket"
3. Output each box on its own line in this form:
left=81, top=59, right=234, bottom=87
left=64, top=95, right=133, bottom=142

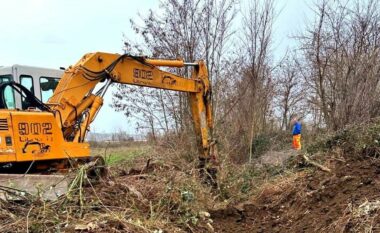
left=292, top=121, right=302, bottom=135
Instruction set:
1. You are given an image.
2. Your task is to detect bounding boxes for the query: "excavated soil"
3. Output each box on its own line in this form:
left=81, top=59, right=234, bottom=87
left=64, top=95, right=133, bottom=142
left=211, top=152, right=380, bottom=232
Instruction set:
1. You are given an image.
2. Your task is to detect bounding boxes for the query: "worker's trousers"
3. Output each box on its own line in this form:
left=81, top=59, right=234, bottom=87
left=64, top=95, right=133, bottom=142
left=292, top=134, right=301, bottom=150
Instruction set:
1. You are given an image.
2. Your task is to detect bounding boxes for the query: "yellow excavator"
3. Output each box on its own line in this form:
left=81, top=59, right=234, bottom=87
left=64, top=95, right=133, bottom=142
left=0, top=52, right=216, bottom=199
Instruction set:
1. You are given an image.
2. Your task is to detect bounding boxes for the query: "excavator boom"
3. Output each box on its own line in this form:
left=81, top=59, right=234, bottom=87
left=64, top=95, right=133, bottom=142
left=49, top=52, right=214, bottom=158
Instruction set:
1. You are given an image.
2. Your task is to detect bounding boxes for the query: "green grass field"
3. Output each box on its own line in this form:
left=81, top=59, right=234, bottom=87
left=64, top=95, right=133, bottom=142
left=90, top=142, right=151, bottom=165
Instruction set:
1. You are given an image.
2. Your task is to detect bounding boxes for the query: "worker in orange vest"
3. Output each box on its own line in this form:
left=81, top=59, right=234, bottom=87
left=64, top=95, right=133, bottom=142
left=291, top=116, right=302, bottom=150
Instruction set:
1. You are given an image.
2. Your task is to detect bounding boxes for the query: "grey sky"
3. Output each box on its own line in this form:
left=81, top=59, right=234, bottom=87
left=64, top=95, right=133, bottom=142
left=0, top=0, right=311, bottom=133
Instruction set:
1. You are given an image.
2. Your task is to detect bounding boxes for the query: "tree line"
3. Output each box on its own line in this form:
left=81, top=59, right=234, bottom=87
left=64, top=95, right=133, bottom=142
left=112, top=0, right=380, bottom=161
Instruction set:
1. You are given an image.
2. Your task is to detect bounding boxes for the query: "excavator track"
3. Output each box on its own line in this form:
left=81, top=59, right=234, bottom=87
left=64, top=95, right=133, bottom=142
left=0, top=173, right=69, bottom=200
left=0, top=156, right=106, bottom=201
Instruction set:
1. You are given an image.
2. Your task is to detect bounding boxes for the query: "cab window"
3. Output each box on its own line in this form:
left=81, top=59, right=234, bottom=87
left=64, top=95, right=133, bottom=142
left=40, top=77, right=59, bottom=102
left=20, top=75, right=34, bottom=109
left=21, top=75, right=34, bottom=94
left=0, top=75, right=15, bottom=109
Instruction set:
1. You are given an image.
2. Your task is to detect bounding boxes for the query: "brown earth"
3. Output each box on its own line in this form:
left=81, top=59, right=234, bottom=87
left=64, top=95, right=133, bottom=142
left=211, top=152, right=380, bottom=232
left=2, top=132, right=380, bottom=232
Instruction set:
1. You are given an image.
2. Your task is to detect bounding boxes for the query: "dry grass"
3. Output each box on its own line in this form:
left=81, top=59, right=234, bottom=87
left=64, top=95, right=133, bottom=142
left=326, top=199, right=380, bottom=233
left=7, top=127, right=365, bottom=232
left=0, top=135, right=293, bottom=232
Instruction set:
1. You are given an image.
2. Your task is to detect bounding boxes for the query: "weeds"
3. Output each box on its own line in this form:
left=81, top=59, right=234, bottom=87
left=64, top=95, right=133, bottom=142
left=0, top=137, right=308, bottom=232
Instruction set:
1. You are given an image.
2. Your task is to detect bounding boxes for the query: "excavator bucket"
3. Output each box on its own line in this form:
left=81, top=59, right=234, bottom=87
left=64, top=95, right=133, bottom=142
left=0, top=174, right=69, bottom=201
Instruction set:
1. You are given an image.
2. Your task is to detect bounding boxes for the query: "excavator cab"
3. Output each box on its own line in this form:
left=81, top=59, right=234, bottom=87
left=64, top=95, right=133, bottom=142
left=0, top=65, right=63, bottom=108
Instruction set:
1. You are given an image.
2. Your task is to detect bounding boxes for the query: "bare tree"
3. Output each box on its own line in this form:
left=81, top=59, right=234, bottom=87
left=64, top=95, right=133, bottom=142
left=232, top=0, right=276, bottom=162
left=112, top=0, right=237, bottom=138
left=108, top=0, right=380, bottom=164
left=298, top=0, right=380, bottom=130
left=274, top=53, right=306, bottom=130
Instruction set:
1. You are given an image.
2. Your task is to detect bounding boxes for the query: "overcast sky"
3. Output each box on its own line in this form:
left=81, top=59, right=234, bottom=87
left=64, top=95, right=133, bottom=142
left=0, top=0, right=311, bottom=134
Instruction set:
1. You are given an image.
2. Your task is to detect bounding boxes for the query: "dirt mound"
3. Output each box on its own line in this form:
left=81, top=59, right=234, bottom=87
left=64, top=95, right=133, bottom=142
left=212, top=124, right=380, bottom=232
left=213, top=156, right=380, bottom=232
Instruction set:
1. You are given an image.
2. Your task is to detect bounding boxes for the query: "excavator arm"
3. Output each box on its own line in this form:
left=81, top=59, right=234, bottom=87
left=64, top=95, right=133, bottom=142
left=48, top=52, right=215, bottom=160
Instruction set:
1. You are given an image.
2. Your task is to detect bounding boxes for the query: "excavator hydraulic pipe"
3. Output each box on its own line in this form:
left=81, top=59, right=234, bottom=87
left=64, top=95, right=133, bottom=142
left=145, top=59, right=185, bottom=67
left=65, top=95, right=96, bottom=127
left=74, top=96, right=103, bottom=142
left=184, top=62, right=198, bottom=66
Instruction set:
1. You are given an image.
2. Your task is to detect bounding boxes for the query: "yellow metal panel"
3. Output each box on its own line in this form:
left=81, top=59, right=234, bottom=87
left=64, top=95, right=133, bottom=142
left=112, top=57, right=199, bottom=92
left=61, top=142, right=90, bottom=159
left=5, top=112, right=91, bottom=162
left=10, top=112, right=65, bottom=162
